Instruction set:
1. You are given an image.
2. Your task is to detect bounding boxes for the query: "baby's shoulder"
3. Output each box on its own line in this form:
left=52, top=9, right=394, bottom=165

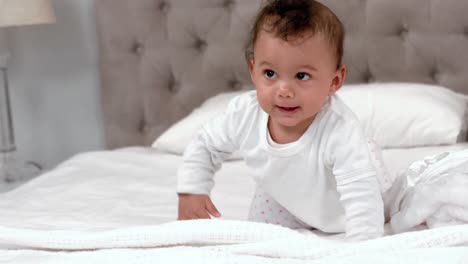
left=319, top=95, right=364, bottom=138
left=327, top=94, right=360, bottom=123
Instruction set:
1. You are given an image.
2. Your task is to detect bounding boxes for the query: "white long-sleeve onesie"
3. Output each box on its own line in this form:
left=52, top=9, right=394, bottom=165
left=177, top=91, right=390, bottom=241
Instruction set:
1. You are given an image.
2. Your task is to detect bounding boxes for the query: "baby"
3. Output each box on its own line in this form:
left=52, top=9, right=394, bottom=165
left=177, top=0, right=392, bottom=241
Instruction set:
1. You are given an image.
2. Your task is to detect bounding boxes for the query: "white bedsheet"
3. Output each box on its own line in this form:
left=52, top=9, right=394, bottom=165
left=0, top=148, right=256, bottom=231
left=0, top=145, right=467, bottom=263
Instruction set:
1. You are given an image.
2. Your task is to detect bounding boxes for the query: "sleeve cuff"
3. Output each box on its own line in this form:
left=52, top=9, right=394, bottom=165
left=176, top=184, right=211, bottom=195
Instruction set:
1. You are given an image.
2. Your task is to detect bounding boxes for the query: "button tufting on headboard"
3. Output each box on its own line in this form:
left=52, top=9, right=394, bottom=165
left=430, top=66, right=441, bottom=83
left=138, top=119, right=150, bottom=134
left=362, top=70, right=375, bottom=83
left=132, top=42, right=145, bottom=56
left=168, top=73, right=180, bottom=93
left=193, top=38, right=207, bottom=52
left=159, top=1, right=170, bottom=14
left=223, top=0, right=235, bottom=11
left=398, top=24, right=409, bottom=39
left=228, top=79, right=242, bottom=91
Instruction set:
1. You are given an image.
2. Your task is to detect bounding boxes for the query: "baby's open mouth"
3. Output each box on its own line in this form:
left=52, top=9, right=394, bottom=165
left=277, top=106, right=300, bottom=112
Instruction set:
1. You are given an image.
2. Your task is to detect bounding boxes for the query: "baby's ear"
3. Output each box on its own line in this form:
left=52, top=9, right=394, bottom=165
left=329, top=64, right=347, bottom=96
left=248, top=58, right=255, bottom=74
left=248, top=58, right=256, bottom=83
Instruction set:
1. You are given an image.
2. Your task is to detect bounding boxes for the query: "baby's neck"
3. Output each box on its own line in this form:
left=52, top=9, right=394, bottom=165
left=268, top=116, right=315, bottom=144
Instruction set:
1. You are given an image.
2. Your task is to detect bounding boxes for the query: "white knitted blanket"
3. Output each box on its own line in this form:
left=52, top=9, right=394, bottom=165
left=0, top=220, right=468, bottom=263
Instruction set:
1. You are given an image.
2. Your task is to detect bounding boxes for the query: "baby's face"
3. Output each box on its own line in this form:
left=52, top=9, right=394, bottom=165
left=249, top=30, right=345, bottom=130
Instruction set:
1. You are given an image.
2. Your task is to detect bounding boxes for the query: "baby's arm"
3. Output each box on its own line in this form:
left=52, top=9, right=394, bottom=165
left=177, top=95, right=245, bottom=220
left=329, top=121, right=384, bottom=241
left=335, top=173, right=384, bottom=241
left=177, top=123, right=234, bottom=220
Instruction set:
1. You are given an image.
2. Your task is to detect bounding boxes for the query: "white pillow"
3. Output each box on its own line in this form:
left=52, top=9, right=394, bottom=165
left=152, top=83, right=467, bottom=155
left=337, top=83, right=467, bottom=148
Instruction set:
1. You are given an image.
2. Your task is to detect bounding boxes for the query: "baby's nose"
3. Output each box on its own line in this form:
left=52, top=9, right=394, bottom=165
left=278, top=82, right=294, bottom=98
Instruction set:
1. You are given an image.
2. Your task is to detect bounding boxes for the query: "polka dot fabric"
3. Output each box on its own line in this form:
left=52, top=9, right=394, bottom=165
left=248, top=186, right=309, bottom=230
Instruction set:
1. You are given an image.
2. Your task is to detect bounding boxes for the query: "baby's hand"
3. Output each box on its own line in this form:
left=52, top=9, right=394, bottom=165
left=177, top=193, right=221, bottom=220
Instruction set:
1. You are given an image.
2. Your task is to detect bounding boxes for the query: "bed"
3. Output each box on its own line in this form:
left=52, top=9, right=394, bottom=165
left=1, top=0, right=468, bottom=263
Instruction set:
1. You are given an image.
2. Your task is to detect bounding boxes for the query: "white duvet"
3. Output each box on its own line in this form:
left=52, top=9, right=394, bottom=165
left=0, top=147, right=467, bottom=263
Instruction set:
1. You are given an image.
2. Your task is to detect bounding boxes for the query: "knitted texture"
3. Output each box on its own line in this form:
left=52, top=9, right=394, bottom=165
left=0, top=220, right=467, bottom=263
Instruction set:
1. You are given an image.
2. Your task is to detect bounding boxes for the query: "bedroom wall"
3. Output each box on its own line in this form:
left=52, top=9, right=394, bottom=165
left=1, top=0, right=105, bottom=170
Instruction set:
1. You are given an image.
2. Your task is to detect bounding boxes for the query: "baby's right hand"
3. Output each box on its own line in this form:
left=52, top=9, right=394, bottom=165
left=177, top=193, right=221, bottom=220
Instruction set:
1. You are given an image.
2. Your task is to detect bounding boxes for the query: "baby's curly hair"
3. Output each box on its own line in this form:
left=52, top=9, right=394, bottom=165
left=245, top=0, right=345, bottom=69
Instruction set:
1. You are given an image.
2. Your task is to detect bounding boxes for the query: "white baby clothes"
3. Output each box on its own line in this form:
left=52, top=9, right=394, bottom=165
left=178, top=91, right=388, bottom=240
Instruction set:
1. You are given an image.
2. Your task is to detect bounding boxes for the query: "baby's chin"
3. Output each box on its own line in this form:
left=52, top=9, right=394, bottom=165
left=270, top=116, right=306, bottom=128
left=270, top=112, right=318, bottom=129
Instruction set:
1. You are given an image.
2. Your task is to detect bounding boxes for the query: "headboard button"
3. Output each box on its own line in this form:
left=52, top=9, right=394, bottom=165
left=363, top=71, right=375, bottom=83
left=139, top=120, right=150, bottom=134
left=194, top=38, right=207, bottom=52
left=159, top=1, right=170, bottom=14
left=398, top=24, right=409, bottom=39
left=228, top=79, right=242, bottom=91
left=168, top=75, right=181, bottom=93
left=132, top=42, right=145, bottom=56
left=223, top=0, right=235, bottom=10
left=430, top=67, right=441, bottom=82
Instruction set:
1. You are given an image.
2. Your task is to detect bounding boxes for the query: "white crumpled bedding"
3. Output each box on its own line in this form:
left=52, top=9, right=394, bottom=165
left=388, top=150, right=468, bottom=232
left=0, top=147, right=467, bottom=263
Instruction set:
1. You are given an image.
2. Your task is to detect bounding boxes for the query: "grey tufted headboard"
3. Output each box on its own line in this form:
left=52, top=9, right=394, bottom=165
left=96, top=0, right=468, bottom=149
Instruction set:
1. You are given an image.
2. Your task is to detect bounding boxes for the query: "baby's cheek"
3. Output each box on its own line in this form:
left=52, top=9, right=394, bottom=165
left=256, top=95, right=273, bottom=113
left=304, top=96, right=327, bottom=113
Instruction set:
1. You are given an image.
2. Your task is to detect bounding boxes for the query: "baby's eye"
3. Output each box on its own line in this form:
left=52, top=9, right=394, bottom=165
left=296, top=72, right=311, bottom=81
left=263, top=70, right=277, bottom=79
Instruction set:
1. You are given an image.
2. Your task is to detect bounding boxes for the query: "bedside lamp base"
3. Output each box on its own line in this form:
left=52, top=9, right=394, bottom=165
left=0, top=151, right=42, bottom=183
left=1, top=59, right=42, bottom=184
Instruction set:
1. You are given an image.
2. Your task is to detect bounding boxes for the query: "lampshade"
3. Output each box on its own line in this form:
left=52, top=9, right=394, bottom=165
left=0, top=0, right=56, bottom=27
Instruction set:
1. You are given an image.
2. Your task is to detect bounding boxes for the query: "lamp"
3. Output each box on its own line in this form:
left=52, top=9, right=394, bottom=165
left=0, top=0, right=56, bottom=183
